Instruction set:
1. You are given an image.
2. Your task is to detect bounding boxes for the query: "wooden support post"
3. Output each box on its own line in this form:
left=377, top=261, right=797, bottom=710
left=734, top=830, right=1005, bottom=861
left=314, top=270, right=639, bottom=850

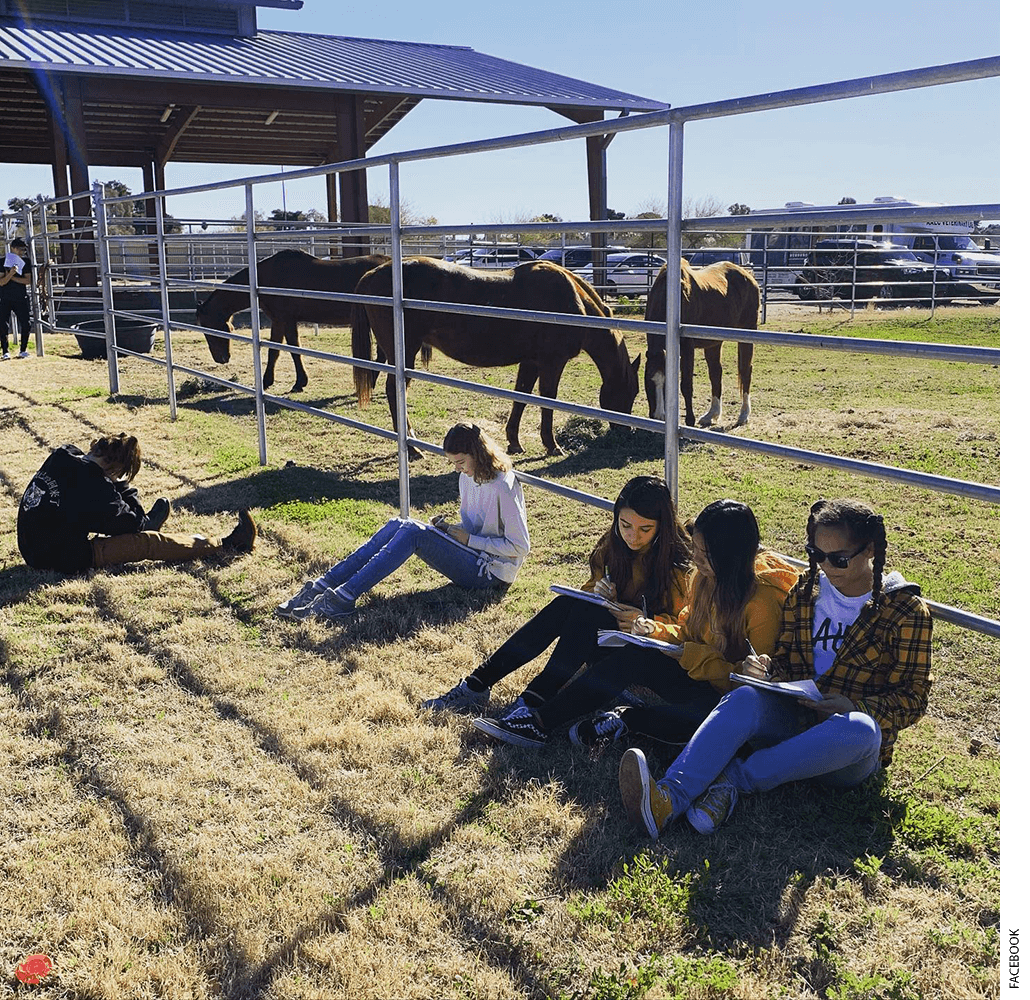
left=334, top=95, right=369, bottom=256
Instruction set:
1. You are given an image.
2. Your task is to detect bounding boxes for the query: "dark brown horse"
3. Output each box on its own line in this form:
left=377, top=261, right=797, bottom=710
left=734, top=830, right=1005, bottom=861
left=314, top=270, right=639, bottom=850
left=352, top=257, right=640, bottom=455
left=644, top=259, right=760, bottom=427
left=196, top=249, right=389, bottom=393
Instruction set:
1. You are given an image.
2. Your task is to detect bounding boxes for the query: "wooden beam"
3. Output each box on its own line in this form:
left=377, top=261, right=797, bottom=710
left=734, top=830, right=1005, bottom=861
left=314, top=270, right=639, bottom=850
left=333, top=94, right=368, bottom=255
left=155, top=104, right=201, bottom=167
left=63, top=77, right=98, bottom=287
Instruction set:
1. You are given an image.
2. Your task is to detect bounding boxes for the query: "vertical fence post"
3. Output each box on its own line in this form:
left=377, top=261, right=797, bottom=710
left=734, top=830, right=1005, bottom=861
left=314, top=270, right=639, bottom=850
left=388, top=160, right=410, bottom=517
left=154, top=193, right=178, bottom=421
left=245, top=184, right=268, bottom=466
left=664, top=121, right=684, bottom=505
left=91, top=181, right=119, bottom=394
left=22, top=205, right=43, bottom=357
left=38, top=201, right=57, bottom=331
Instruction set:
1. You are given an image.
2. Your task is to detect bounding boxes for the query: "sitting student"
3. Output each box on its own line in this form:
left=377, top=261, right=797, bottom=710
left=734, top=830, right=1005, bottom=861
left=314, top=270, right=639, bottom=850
left=276, top=422, right=529, bottom=622
left=619, top=498, right=933, bottom=839
left=422, top=476, right=691, bottom=715
left=472, top=499, right=797, bottom=748
left=18, top=433, right=255, bottom=574
left=568, top=499, right=799, bottom=749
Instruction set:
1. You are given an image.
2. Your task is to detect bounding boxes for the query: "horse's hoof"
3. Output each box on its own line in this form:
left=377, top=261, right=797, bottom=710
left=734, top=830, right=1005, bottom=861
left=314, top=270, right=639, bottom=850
left=507, top=443, right=524, bottom=455
left=545, top=446, right=564, bottom=457
left=290, top=382, right=306, bottom=394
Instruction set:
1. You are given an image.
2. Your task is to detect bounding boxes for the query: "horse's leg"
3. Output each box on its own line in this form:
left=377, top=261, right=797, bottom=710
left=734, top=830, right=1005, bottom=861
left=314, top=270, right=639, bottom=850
left=263, top=319, right=281, bottom=390
left=285, top=318, right=308, bottom=393
left=697, top=343, right=723, bottom=427
left=506, top=362, right=539, bottom=454
left=735, top=341, right=754, bottom=427
left=537, top=362, right=567, bottom=456
left=644, top=336, right=665, bottom=419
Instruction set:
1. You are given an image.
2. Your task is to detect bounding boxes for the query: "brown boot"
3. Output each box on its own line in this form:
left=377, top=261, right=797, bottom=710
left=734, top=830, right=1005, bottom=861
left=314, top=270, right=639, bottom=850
left=222, top=509, right=257, bottom=553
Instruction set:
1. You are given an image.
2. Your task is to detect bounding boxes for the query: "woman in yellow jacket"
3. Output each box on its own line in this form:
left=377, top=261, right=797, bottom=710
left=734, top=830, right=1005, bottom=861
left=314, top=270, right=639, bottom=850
left=477, top=498, right=799, bottom=749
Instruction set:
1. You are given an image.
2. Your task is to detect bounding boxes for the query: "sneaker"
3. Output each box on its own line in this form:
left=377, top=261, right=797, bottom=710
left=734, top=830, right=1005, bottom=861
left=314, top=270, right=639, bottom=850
left=221, top=509, right=257, bottom=553
left=17, top=350, right=29, bottom=358
left=569, top=708, right=628, bottom=749
left=472, top=704, right=547, bottom=747
left=686, top=771, right=739, bottom=835
left=421, top=678, right=490, bottom=713
left=304, top=589, right=357, bottom=622
left=619, top=748, right=674, bottom=839
left=143, top=497, right=171, bottom=532
left=1, top=352, right=9, bottom=361
left=274, top=580, right=326, bottom=619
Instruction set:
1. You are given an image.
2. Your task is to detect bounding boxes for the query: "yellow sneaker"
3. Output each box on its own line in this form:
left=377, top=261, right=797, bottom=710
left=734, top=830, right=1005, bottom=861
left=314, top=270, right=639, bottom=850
left=619, top=748, right=674, bottom=838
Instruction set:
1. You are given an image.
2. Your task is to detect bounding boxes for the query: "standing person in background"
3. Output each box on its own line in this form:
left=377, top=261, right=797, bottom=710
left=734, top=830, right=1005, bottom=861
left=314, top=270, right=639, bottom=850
left=1, top=236, right=33, bottom=360
left=619, top=498, right=933, bottom=839
left=276, top=422, right=530, bottom=623
left=18, top=433, right=256, bottom=574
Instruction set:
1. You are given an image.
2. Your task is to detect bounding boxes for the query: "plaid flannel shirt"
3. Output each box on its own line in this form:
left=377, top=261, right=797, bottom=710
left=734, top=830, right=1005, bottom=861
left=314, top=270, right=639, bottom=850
left=769, top=570, right=933, bottom=766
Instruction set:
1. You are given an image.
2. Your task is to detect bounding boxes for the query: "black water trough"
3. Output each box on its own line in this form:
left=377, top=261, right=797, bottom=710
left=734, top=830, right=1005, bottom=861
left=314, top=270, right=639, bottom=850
left=72, top=318, right=157, bottom=360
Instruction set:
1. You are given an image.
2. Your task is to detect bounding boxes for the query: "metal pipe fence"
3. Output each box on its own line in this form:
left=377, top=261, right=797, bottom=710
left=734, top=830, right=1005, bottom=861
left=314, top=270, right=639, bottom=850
left=2, top=55, right=1000, bottom=636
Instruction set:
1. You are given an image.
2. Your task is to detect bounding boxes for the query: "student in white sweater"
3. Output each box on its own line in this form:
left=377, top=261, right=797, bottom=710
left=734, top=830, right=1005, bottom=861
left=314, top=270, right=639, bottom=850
left=276, top=423, right=531, bottom=622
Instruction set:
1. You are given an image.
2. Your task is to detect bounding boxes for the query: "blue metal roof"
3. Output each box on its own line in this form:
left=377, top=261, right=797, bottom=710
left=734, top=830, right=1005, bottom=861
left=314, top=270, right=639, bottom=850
left=0, top=23, right=667, bottom=111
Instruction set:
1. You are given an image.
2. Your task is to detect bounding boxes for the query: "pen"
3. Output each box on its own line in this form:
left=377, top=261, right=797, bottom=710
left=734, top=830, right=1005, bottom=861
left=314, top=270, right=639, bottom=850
left=745, top=639, right=757, bottom=658
left=641, top=594, right=647, bottom=620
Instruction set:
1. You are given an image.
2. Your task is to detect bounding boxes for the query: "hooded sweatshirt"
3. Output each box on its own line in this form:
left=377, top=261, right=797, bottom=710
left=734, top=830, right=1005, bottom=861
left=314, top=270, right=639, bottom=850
left=649, top=550, right=801, bottom=692
left=17, top=445, right=147, bottom=573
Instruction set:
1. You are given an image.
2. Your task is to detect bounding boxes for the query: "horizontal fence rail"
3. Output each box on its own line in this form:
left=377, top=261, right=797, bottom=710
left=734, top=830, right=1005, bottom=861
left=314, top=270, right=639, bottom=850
left=3, top=55, right=1000, bottom=637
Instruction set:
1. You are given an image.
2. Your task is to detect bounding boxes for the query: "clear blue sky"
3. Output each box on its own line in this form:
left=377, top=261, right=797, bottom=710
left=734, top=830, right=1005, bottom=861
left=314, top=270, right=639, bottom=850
left=6, top=0, right=1002, bottom=224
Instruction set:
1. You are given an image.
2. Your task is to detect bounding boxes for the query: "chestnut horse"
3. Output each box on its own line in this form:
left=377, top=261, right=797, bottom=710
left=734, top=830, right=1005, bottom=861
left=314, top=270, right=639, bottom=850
left=352, top=257, right=640, bottom=455
left=644, top=259, right=760, bottom=427
left=196, top=249, right=389, bottom=393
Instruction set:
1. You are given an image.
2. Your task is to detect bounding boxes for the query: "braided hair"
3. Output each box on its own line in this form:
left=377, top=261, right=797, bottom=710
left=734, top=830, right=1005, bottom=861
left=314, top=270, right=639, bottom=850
left=803, top=498, right=887, bottom=606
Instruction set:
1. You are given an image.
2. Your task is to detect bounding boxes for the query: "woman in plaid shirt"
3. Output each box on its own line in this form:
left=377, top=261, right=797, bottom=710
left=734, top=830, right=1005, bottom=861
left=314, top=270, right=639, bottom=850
left=619, top=498, right=933, bottom=839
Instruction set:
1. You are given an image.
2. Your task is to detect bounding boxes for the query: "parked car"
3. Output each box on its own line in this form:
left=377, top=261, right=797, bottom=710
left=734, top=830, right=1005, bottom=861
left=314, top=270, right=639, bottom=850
left=535, top=245, right=631, bottom=270
left=687, top=248, right=750, bottom=268
left=444, top=245, right=539, bottom=269
left=794, top=241, right=952, bottom=304
left=573, top=252, right=667, bottom=298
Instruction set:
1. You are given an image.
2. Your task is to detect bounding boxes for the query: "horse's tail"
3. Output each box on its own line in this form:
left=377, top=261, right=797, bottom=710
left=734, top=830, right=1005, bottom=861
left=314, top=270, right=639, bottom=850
left=352, top=305, right=374, bottom=407
left=421, top=343, right=433, bottom=368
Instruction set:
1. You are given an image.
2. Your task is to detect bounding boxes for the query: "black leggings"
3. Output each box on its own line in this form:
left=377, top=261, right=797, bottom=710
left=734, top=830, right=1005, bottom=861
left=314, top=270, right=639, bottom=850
left=1, top=298, right=30, bottom=353
left=534, top=646, right=720, bottom=733
left=470, top=596, right=615, bottom=695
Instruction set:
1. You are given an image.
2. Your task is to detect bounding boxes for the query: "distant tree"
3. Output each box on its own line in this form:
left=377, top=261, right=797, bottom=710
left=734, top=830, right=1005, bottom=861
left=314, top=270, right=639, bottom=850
left=269, top=208, right=326, bottom=230
left=368, top=194, right=437, bottom=227
left=7, top=195, right=43, bottom=214
left=728, top=203, right=751, bottom=215
left=606, top=208, right=626, bottom=220
left=838, top=196, right=857, bottom=205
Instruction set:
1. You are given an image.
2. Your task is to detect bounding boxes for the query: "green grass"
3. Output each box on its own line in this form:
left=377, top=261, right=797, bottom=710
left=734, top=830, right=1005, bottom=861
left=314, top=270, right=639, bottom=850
left=0, top=305, right=1000, bottom=998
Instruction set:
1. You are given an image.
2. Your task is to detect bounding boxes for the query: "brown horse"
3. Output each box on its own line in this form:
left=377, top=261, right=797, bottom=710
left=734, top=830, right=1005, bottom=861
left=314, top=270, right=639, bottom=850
left=196, top=249, right=389, bottom=393
left=352, top=257, right=640, bottom=455
left=644, top=259, right=760, bottom=427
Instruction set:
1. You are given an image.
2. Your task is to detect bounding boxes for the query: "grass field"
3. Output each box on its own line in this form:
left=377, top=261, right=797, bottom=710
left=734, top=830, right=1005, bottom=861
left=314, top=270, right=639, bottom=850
left=0, top=303, right=999, bottom=998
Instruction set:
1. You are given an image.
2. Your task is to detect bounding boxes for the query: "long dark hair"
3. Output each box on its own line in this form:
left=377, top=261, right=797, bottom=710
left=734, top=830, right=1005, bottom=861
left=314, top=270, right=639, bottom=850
left=682, top=499, right=760, bottom=660
left=595, top=475, right=690, bottom=615
left=803, top=498, right=887, bottom=606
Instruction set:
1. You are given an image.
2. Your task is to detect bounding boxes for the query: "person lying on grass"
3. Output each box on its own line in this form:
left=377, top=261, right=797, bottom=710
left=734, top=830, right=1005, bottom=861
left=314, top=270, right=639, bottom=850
left=619, top=497, right=933, bottom=839
left=17, top=432, right=255, bottom=574
left=423, top=475, right=691, bottom=721
left=468, top=498, right=798, bottom=749
left=276, top=422, right=530, bottom=623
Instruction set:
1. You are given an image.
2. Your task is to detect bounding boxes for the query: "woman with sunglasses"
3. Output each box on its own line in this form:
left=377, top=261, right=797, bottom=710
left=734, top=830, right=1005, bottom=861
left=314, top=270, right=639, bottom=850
left=619, top=497, right=933, bottom=839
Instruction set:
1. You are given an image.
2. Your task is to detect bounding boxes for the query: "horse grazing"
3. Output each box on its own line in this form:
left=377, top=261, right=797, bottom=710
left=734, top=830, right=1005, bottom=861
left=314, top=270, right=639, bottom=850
left=196, top=249, right=389, bottom=393
left=644, top=259, right=760, bottom=427
left=352, top=257, right=640, bottom=455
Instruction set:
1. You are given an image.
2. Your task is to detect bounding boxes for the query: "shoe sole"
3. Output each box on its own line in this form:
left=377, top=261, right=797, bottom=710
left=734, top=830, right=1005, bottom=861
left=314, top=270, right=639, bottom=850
left=619, top=748, right=659, bottom=839
left=471, top=717, right=545, bottom=747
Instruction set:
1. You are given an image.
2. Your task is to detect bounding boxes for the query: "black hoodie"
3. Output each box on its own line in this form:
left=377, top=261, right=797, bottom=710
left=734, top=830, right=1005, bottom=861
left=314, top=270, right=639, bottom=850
left=17, top=445, right=147, bottom=572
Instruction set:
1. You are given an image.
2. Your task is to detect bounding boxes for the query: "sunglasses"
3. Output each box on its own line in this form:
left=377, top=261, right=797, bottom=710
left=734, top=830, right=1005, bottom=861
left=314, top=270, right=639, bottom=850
left=805, top=542, right=867, bottom=570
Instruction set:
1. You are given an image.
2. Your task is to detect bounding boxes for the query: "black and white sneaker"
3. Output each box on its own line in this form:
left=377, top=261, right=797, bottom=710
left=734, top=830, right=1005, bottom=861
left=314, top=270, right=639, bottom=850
left=421, top=678, right=490, bottom=713
left=569, top=708, right=629, bottom=749
left=472, top=704, right=547, bottom=747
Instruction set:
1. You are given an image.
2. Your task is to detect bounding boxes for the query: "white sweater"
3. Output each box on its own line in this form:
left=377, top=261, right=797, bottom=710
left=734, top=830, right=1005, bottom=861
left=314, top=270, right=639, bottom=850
left=457, top=470, right=531, bottom=584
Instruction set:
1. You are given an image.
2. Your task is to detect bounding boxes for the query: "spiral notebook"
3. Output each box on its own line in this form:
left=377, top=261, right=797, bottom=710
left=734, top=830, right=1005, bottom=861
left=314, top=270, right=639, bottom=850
left=596, top=630, right=683, bottom=656
left=729, top=673, right=823, bottom=701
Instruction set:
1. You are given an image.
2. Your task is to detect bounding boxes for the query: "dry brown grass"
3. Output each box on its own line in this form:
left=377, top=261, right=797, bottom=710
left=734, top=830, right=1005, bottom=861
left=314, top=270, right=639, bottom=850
left=0, top=307, right=999, bottom=998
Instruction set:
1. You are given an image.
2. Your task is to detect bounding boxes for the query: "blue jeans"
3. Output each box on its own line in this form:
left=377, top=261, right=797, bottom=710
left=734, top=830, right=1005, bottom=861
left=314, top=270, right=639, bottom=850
left=660, top=685, right=882, bottom=817
left=318, top=518, right=497, bottom=601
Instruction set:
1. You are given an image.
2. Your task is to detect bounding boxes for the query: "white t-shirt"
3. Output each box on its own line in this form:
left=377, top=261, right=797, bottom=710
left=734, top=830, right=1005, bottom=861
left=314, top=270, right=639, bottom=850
left=811, top=571, right=871, bottom=677
left=456, top=469, right=531, bottom=583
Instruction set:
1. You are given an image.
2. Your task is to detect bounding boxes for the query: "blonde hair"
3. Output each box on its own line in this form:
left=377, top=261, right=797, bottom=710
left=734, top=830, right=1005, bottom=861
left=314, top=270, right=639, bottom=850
left=442, top=423, right=511, bottom=483
left=89, top=433, right=142, bottom=481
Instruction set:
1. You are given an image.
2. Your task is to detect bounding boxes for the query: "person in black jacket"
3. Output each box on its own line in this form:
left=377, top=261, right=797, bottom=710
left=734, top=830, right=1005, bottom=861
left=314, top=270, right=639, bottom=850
left=18, top=433, right=256, bottom=574
left=1, top=236, right=33, bottom=359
